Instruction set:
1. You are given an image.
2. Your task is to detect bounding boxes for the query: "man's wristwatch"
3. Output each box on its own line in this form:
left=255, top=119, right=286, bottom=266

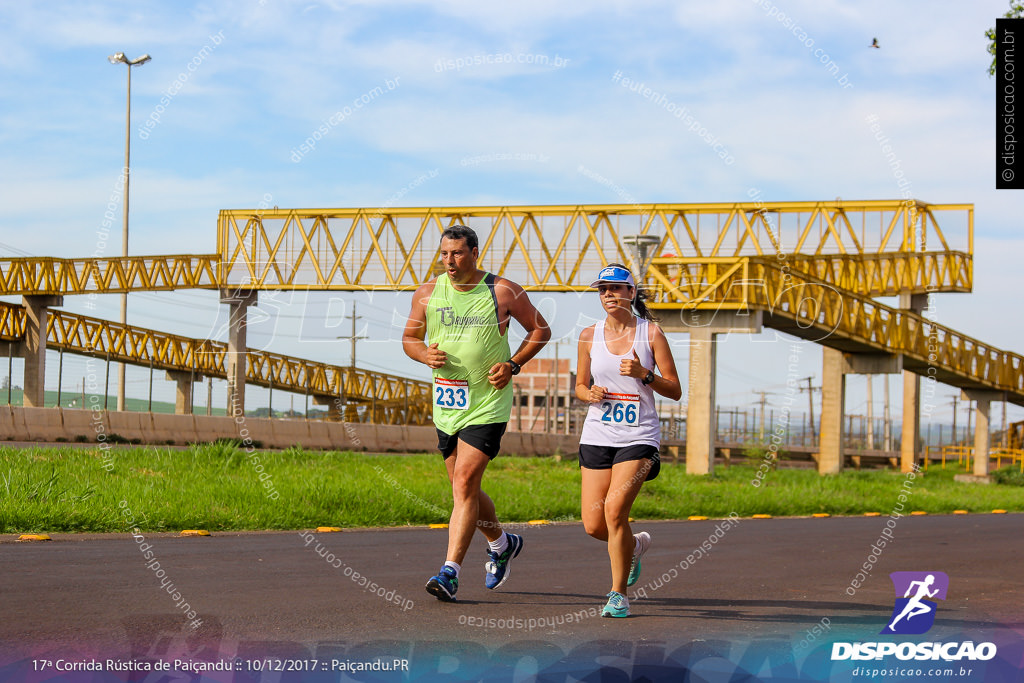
left=641, top=370, right=656, bottom=385
left=507, top=359, right=522, bottom=376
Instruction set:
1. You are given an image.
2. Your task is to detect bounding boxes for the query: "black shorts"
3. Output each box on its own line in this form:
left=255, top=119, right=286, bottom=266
left=437, top=422, right=508, bottom=460
left=578, top=443, right=660, bottom=481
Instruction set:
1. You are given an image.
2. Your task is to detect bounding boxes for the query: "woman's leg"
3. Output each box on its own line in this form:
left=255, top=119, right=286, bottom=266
left=603, top=458, right=651, bottom=594
left=580, top=466, right=612, bottom=541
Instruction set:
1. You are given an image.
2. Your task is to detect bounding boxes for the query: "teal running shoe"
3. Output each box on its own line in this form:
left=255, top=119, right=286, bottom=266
left=602, top=591, right=630, bottom=618
left=627, top=531, right=651, bottom=587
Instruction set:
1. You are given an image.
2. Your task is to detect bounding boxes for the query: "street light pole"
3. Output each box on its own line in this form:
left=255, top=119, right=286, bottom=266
left=108, top=52, right=150, bottom=412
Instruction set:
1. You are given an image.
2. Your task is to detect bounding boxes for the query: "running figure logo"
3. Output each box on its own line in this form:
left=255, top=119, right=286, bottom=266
left=881, top=571, right=949, bottom=635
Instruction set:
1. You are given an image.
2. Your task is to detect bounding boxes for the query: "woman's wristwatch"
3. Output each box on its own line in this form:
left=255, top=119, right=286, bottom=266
left=507, top=359, right=522, bottom=375
left=642, top=370, right=656, bottom=385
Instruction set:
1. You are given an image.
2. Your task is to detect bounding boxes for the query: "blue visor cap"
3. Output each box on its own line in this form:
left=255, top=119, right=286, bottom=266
left=589, top=266, right=635, bottom=288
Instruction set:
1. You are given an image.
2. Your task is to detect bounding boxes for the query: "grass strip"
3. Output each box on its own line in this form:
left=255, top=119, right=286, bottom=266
left=0, top=444, right=1021, bottom=533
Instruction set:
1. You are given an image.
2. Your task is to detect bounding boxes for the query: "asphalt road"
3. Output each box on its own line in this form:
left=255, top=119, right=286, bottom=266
left=1, top=515, right=1022, bottom=682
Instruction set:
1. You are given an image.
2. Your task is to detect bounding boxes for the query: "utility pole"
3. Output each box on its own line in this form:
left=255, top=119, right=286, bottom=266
left=798, top=377, right=818, bottom=439
left=515, top=384, right=523, bottom=431
left=752, top=390, right=775, bottom=441
left=884, top=376, right=892, bottom=452
left=335, top=301, right=367, bottom=413
left=549, top=339, right=573, bottom=434
left=951, top=394, right=959, bottom=446
left=966, top=399, right=974, bottom=450
left=999, top=393, right=1007, bottom=450
left=866, top=375, right=874, bottom=450
left=335, top=301, right=368, bottom=370
left=552, top=344, right=559, bottom=434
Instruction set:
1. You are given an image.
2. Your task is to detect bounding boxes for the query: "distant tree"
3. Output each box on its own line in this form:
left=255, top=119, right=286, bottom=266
left=988, top=1, right=1024, bottom=75
left=1, top=375, right=8, bottom=390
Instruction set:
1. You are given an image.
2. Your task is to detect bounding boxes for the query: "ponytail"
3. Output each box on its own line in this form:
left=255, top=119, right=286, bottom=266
left=605, top=262, right=659, bottom=322
left=632, top=287, right=659, bottom=322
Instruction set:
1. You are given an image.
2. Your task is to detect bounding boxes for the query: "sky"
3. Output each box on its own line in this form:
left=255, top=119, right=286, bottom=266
left=0, top=0, right=1020, bottom=430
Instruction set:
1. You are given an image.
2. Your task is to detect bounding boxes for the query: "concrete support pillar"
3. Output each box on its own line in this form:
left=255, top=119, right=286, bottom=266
left=819, top=347, right=846, bottom=474
left=666, top=310, right=762, bottom=475
left=165, top=371, right=200, bottom=415
left=836, top=352, right=901, bottom=469
left=21, top=295, right=64, bottom=408
left=900, top=292, right=927, bottom=473
left=963, top=390, right=1000, bottom=477
left=221, top=289, right=258, bottom=418
left=313, top=395, right=343, bottom=421
left=686, top=326, right=716, bottom=475
left=901, top=369, right=921, bottom=473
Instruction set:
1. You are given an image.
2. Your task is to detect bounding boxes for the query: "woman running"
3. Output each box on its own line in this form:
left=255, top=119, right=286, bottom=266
left=575, top=263, right=681, bottom=617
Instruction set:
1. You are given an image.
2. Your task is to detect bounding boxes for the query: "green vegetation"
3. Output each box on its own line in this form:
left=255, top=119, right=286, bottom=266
left=987, top=2, right=1024, bottom=76
left=992, top=465, right=1024, bottom=487
left=0, top=444, right=1021, bottom=534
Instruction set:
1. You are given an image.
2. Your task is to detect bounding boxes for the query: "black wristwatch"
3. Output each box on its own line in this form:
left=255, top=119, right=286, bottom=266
left=642, top=370, right=656, bottom=385
left=507, top=359, right=522, bottom=376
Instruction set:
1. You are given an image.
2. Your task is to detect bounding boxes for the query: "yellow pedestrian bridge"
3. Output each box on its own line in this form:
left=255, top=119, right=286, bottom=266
left=0, top=200, right=1014, bottom=476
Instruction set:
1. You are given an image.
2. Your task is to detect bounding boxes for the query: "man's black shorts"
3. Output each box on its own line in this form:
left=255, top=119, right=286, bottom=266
left=437, top=422, right=508, bottom=460
left=578, top=443, right=660, bottom=481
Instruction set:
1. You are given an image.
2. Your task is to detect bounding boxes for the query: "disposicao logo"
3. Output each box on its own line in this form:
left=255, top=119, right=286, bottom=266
left=882, top=571, right=948, bottom=635
left=831, top=571, right=997, bottom=663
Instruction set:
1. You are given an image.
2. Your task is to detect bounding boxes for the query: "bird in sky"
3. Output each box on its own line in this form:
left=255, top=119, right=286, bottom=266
left=871, top=38, right=880, bottom=48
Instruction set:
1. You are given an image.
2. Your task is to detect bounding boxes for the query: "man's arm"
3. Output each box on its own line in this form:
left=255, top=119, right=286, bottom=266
left=402, top=281, right=446, bottom=369
left=487, top=277, right=551, bottom=388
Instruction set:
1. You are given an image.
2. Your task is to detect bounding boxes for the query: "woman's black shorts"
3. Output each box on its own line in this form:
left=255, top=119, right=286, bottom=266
left=578, top=443, right=660, bottom=481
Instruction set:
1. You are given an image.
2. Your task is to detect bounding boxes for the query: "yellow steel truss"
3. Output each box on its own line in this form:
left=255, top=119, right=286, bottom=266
left=1006, top=420, right=1024, bottom=450
left=0, top=255, right=219, bottom=296
left=2, top=199, right=1012, bottom=425
left=646, top=252, right=973, bottom=308
left=767, top=252, right=972, bottom=297
left=0, top=202, right=970, bottom=297
left=215, top=201, right=972, bottom=292
left=0, top=302, right=431, bottom=424
left=652, top=258, right=1023, bottom=403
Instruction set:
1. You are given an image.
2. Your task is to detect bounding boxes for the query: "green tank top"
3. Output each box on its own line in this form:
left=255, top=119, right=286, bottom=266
left=426, top=272, right=513, bottom=433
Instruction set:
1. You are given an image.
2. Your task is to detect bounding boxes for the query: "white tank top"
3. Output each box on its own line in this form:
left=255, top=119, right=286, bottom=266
left=579, top=318, right=660, bottom=448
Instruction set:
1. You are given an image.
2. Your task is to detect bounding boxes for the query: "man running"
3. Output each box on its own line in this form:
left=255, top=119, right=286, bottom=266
left=402, top=225, right=550, bottom=601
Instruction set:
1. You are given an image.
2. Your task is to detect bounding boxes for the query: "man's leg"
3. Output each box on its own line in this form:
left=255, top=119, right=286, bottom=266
left=444, top=439, right=498, bottom=565
left=474, top=487, right=503, bottom=542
